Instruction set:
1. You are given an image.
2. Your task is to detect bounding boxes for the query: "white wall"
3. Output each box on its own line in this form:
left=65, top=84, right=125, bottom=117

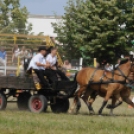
left=27, top=16, right=61, bottom=37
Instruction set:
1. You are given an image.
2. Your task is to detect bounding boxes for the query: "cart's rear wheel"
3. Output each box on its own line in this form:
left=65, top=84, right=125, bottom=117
left=28, top=95, right=47, bottom=113
left=17, top=92, right=31, bottom=110
left=50, top=98, right=69, bottom=113
left=0, top=93, right=7, bottom=110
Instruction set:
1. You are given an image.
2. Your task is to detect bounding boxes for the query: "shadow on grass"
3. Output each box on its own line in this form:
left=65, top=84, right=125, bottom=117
left=79, top=112, right=134, bottom=117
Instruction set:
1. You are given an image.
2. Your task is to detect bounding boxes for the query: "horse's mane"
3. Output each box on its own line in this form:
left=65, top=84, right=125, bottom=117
left=119, top=59, right=129, bottom=65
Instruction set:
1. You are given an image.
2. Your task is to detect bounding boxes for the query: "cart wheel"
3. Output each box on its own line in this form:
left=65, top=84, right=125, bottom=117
left=0, top=93, right=7, bottom=110
left=28, top=95, right=47, bottom=113
left=17, top=92, right=31, bottom=110
left=50, top=98, right=69, bottom=113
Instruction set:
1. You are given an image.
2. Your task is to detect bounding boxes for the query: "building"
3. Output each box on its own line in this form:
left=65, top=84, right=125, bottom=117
left=28, top=14, right=62, bottom=37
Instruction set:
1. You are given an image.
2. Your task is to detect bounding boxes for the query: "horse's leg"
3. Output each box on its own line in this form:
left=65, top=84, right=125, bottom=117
left=69, top=86, right=86, bottom=114
left=68, top=92, right=79, bottom=114
left=81, top=90, right=97, bottom=114
left=75, top=96, right=81, bottom=114
left=109, top=97, right=118, bottom=116
left=98, top=89, right=114, bottom=115
left=107, top=97, right=123, bottom=109
left=88, top=91, right=98, bottom=114
left=123, top=97, right=134, bottom=108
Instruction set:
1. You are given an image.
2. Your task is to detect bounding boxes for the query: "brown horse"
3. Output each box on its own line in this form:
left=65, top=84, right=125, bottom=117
left=69, top=59, right=134, bottom=115
left=78, top=70, right=134, bottom=115
left=78, top=86, right=132, bottom=115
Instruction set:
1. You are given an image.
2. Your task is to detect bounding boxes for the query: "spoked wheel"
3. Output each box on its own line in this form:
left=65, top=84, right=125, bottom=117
left=50, top=98, right=69, bottom=113
left=28, top=95, right=47, bottom=113
left=17, top=92, right=31, bottom=110
left=0, top=93, right=7, bottom=110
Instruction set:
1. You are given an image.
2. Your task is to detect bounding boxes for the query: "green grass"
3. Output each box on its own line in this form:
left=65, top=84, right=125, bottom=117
left=0, top=97, right=134, bottom=134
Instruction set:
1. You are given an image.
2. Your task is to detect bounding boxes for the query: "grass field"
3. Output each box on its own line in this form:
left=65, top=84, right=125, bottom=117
left=0, top=97, right=134, bottom=134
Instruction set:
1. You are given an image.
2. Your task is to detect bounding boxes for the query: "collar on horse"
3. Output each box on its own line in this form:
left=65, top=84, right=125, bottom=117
left=88, top=60, right=134, bottom=85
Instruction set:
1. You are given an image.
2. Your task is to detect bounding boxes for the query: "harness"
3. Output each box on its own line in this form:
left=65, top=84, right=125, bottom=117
left=88, top=61, right=134, bottom=85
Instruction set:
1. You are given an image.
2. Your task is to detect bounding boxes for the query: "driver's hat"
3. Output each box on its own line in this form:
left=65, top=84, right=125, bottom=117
left=38, top=46, right=47, bottom=52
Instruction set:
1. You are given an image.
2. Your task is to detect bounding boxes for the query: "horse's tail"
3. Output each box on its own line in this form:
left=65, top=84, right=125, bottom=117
left=63, top=72, right=78, bottom=99
left=73, top=72, right=78, bottom=83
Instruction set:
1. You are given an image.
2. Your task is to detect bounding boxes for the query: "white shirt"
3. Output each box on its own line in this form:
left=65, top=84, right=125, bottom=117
left=105, top=65, right=113, bottom=71
left=14, top=48, right=20, bottom=57
left=27, top=53, right=45, bottom=70
left=46, top=54, right=57, bottom=66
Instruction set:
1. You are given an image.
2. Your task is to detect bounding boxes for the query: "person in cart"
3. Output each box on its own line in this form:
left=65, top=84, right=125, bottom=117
left=46, top=47, right=69, bottom=81
left=27, top=46, right=57, bottom=88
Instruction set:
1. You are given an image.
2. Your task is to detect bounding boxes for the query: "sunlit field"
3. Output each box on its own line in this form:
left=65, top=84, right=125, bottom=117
left=0, top=97, right=134, bottom=134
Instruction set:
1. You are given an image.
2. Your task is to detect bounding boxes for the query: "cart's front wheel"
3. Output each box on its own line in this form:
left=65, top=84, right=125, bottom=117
left=0, top=93, right=7, bottom=110
left=28, top=95, right=47, bottom=113
left=50, top=98, right=69, bottom=113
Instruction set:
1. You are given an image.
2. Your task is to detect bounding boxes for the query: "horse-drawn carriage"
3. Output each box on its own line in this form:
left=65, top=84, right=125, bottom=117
left=0, top=69, right=77, bottom=113
left=0, top=56, right=134, bottom=116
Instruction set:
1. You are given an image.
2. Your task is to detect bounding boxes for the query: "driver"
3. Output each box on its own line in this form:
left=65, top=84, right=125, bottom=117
left=27, top=46, right=53, bottom=88
left=46, top=47, right=69, bottom=81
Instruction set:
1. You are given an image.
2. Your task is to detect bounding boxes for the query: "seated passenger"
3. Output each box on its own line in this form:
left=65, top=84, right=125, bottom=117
left=27, top=46, right=55, bottom=88
left=46, top=47, right=69, bottom=81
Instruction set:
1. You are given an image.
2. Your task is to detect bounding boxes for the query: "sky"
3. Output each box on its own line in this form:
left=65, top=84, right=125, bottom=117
left=20, top=0, right=68, bottom=15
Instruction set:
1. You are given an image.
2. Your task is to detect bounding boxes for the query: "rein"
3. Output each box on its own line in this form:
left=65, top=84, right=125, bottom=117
left=115, top=62, right=134, bottom=84
left=88, top=61, right=134, bottom=85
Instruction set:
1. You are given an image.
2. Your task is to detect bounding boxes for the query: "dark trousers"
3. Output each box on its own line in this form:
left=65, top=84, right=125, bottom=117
left=34, top=69, right=58, bottom=84
left=48, top=69, right=69, bottom=81
left=34, top=69, right=49, bottom=86
left=56, top=70, right=70, bottom=81
left=44, top=69, right=58, bottom=83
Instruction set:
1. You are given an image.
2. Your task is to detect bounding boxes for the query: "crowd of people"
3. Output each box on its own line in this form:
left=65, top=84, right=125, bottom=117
left=12, top=45, right=34, bottom=65
left=0, top=44, right=73, bottom=80
left=96, top=59, right=121, bottom=71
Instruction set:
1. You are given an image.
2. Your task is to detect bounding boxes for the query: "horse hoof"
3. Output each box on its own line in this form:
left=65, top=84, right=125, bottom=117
left=68, top=109, right=78, bottom=115
left=106, top=104, right=113, bottom=109
left=89, top=110, right=95, bottom=115
left=68, top=109, right=73, bottom=114
left=109, top=113, right=115, bottom=116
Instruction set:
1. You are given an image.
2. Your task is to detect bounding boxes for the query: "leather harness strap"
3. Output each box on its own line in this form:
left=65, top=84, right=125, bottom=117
left=88, top=62, right=134, bottom=85
left=88, top=68, right=98, bottom=84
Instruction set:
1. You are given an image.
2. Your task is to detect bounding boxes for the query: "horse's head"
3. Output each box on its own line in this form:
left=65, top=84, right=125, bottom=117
left=123, top=57, right=134, bottom=83
left=118, top=58, right=134, bottom=82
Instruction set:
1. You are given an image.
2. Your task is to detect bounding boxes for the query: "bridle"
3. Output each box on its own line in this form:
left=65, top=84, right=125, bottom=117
left=114, top=60, right=134, bottom=84
left=88, top=59, right=134, bottom=85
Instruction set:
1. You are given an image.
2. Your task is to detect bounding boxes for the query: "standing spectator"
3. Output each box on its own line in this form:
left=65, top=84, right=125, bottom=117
left=115, top=59, right=120, bottom=68
left=23, top=48, right=33, bottom=71
left=12, top=44, right=20, bottom=63
left=18, top=46, right=28, bottom=64
left=19, top=46, right=28, bottom=57
left=0, top=47, right=6, bottom=65
left=63, top=60, right=72, bottom=70
left=26, top=48, right=33, bottom=59
left=33, top=52, right=37, bottom=57
left=105, top=63, right=113, bottom=71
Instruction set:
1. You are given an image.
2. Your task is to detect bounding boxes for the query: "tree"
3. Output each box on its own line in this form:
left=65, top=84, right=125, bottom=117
left=0, top=0, right=32, bottom=34
left=52, top=0, right=134, bottom=65
left=117, top=0, right=134, bottom=46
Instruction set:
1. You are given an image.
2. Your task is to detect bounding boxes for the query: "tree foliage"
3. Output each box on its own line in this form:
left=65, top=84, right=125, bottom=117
left=53, top=0, right=134, bottom=65
left=0, top=0, right=32, bottom=34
